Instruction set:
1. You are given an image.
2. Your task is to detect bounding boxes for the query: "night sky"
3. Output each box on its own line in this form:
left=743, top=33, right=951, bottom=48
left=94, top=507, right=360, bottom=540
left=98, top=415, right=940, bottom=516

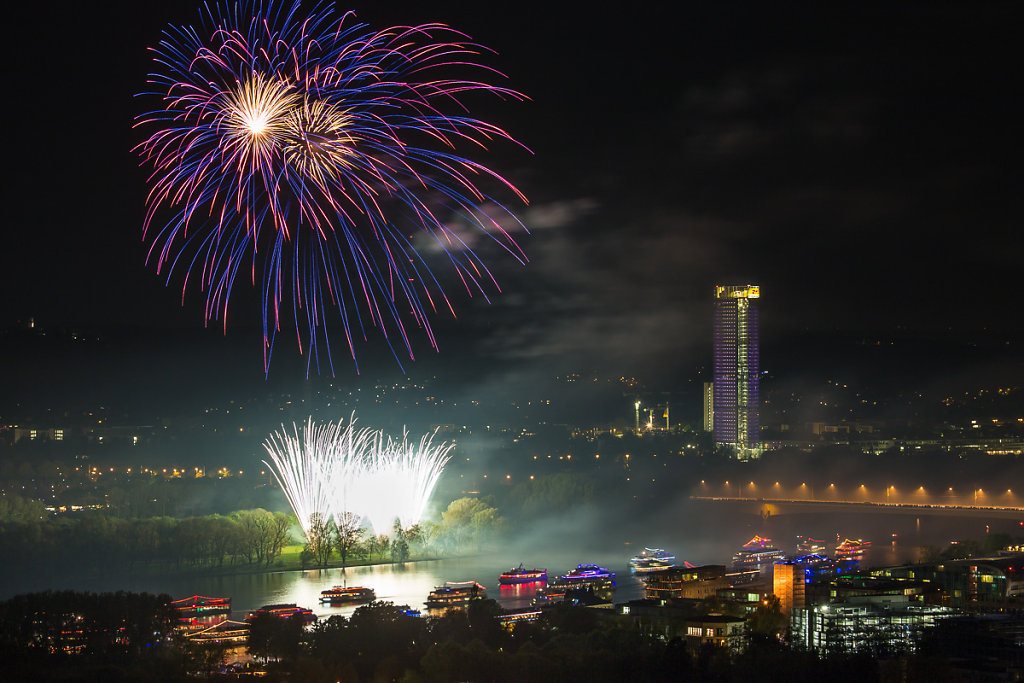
left=5, top=1, right=1022, bottom=397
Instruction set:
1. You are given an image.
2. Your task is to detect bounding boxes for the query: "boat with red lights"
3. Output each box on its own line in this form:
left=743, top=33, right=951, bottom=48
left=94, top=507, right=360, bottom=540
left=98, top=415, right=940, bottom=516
left=247, top=604, right=317, bottom=623
left=499, top=564, right=548, bottom=585
left=170, top=595, right=231, bottom=618
left=732, top=536, right=785, bottom=573
left=834, top=538, right=871, bottom=561
left=320, top=586, right=376, bottom=604
left=796, top=536, right=827, bottom=554
left=425, top=581, right=487, bottom=608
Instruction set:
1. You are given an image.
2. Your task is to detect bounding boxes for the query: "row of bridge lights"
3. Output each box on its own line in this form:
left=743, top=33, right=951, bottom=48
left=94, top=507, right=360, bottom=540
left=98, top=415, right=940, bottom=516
left=698, top=480, right=1011, bottom=500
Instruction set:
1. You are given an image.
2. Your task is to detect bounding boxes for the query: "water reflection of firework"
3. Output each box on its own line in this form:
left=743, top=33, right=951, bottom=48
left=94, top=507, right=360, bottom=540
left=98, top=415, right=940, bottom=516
left=262, top=417, right=452, bottom=541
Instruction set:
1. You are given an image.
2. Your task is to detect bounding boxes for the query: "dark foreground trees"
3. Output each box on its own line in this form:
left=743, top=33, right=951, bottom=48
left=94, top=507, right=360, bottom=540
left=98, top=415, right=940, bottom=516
left=295, top=601, right=947, bottom=683
left=0, top=590, right=187, bottom=682
left=0, top=593, right=960, bottom=683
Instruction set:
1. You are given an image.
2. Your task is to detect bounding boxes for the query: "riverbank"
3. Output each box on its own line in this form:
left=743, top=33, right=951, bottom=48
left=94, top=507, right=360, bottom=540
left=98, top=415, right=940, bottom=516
left=126, top=545, right=455, bottom=580
left=0, top=545, right=460, bottom=595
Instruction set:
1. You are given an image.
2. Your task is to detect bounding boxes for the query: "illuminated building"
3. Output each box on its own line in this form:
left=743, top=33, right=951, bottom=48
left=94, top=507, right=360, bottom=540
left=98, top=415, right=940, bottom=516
left=773, top=561, right=806, bottom=615
left=683, top=614, right=747, bottom=653
left=871, top=554, right=1024, bottom=610
left=791, top=595, right=957, bottom=654
left=616, top=601, right=746, bottom=650
left=702, top=382, right=714, bottom=432
left=716, top=586, right=774, bottom=614
left=183, top=620, right=250, bottom=645
left=713, top=284, right=760, bottom=458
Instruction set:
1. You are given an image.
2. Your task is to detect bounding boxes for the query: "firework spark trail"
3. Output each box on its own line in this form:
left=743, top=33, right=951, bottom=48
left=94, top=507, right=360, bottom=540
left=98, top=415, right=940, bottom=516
left=323, top=419, right=381, bottom=527
left=261, top=417, right=339, bottom=539
left=385, top=429, right=454, bottom=531
left=136, top=1, right=529, bottom=374
left=262, top=417, right=452, bottom=542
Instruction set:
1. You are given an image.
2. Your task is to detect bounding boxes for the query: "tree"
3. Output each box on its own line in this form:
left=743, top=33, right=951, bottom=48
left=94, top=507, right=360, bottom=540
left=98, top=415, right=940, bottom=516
left=436, top=497, right=504, bottom=552
left=267, top=512, right=291, bottom=566
left=364, top=534, right=381, bottom=562
left=233, top=509, right=292, bottom=567
left=333, top=511, right=365, bottom=570
left=247, top=612, right=303, bottom=663
left=747, top=595, right=788, bottom=645
left=376, top=534, right=391, bottom=562
left=305, top=512, right=333, bottom=569
left=391, top=519, right=410, bottom=564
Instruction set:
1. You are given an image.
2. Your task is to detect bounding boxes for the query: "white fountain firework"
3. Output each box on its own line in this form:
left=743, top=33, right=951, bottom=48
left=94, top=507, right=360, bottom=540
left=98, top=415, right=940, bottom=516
left=262, top=416, right=452, bottom=542
left=262, top=418, right=333, bottom=539
left=356, top=429, right=455, bottom=534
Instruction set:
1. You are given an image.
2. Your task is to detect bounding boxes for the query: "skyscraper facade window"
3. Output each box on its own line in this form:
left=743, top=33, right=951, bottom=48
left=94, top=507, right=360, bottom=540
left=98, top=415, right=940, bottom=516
left=713, top=284, right=760, bottom=458
left=702, top=382, right=714, bottom=433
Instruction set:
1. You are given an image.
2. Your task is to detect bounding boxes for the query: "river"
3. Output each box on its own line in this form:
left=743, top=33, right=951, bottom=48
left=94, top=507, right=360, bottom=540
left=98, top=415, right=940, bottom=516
left=8, top=500, right=1019, bottom=615
left=51, top=555, right=647, bottom=618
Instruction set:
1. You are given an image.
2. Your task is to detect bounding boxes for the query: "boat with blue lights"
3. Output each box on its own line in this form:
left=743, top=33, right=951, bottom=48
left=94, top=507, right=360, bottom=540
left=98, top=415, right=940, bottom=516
left=557, top=564, right=616, bottom=585
left=534, top=565, right=616, bottom=606
left=499, top=564, right=548, bottom=585
left=629, top=548, right=675, bottom=573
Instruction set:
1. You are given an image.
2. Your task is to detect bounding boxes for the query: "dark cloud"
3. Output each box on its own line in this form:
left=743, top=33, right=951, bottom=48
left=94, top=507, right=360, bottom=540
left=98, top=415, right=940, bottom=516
left=3, top=0, right=1021, bottom=388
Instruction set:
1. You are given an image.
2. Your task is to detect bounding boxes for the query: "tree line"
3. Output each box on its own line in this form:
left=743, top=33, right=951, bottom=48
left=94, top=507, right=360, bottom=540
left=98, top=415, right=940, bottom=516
left=0, top=494, right=506, bottom=584
left=0, top=506, right=291, bottom=580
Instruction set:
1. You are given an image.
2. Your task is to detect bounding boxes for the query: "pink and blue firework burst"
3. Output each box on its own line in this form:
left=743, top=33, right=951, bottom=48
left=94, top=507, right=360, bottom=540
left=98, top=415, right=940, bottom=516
left=136, top=1, right=528, bottom=374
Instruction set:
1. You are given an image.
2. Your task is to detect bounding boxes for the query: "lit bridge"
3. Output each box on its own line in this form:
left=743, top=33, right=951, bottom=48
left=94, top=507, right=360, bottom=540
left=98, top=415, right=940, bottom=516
left=689, top=496, right=1024, bottom=519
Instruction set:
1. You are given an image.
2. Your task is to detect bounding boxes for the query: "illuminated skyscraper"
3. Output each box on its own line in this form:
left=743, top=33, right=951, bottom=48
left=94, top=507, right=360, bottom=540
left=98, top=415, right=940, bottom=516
left=713, top=284, right=760, bottom=458
left=702, top=382, right=714, bottom=432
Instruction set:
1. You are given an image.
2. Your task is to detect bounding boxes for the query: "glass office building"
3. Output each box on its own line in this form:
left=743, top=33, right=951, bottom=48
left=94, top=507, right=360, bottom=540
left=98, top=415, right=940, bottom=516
left=713, top=284, right=760, bottom=458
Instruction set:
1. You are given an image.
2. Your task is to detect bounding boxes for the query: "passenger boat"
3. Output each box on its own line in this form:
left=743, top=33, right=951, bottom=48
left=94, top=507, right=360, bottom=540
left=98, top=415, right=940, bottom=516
left=796, top=536, right=827, bottom=554
left=499, top=563, right=548, bottom=585
left=556, top=564, right=616, bottom=586
left=834, top=538, right=871, bottom=562
left=732, top=536, right=785, bottom=573
left=247, top=604, right=317, bottom=623
left=425, top=581, right=487, bottom=608
left=320, top=586, right=376, bottom=604
left=534, top=565, right=616, bottom=606
left=629, top=548, right=676, bottom=573
left=170, top=595, right=231, bottom=617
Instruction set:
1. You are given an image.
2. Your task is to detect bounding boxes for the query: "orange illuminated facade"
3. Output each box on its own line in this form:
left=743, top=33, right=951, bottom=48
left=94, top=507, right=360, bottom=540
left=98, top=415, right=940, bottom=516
left=773, top=561, right=805, bottom=614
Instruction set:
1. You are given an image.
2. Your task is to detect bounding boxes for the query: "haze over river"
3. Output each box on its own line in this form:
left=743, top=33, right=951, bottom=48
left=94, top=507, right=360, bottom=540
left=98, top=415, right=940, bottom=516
left=8, top=501, right=1020, bottom=613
